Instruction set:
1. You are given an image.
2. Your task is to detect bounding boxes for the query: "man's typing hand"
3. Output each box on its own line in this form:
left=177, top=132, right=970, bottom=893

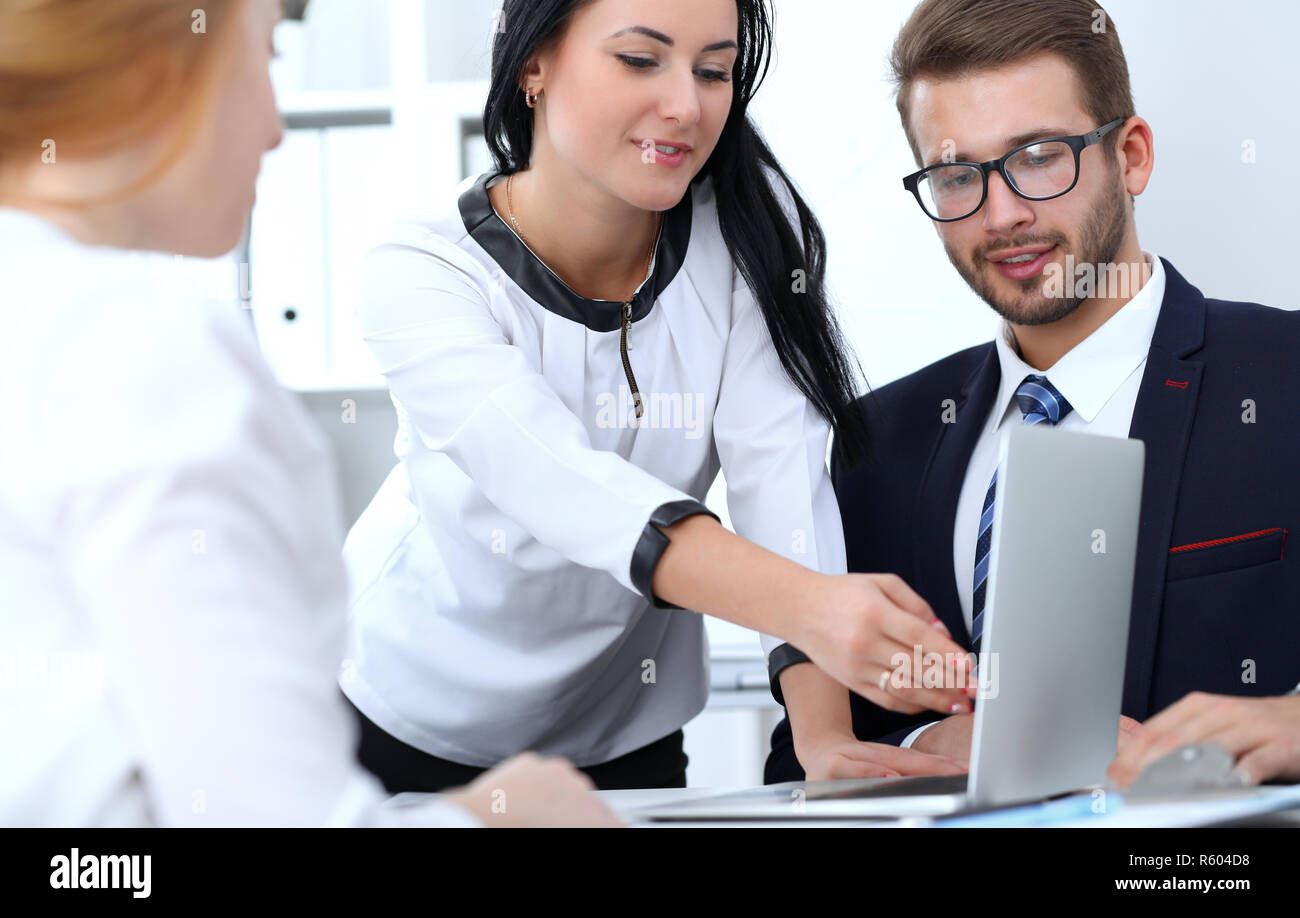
left=1108, top=693, right=1300, bottom=788
left=913, top=713, right=1143, bottom=766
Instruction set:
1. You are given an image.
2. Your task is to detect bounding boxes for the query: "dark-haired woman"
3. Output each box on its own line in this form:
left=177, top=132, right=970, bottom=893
left=341, top=0, right=969, bottom=792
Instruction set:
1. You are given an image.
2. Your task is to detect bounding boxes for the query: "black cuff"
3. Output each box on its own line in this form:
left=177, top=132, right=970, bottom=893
left=767, top=642, right=812, bottom=706
left=630, top=499, right=720, bottom=609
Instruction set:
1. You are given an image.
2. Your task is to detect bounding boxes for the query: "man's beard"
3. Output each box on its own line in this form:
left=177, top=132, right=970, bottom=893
left=943, top=174, right=1129, bottom=327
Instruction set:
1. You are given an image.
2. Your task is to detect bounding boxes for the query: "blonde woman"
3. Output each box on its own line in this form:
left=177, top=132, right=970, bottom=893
left=0, top=0, right=617, bottom=827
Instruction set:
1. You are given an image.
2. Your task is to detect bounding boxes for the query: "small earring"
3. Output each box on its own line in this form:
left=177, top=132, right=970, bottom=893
left=524, top=88, right=539, bottom=108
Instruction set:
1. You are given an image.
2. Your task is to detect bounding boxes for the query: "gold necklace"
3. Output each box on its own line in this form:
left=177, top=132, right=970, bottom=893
left=505, top=172, right=660, bottom=419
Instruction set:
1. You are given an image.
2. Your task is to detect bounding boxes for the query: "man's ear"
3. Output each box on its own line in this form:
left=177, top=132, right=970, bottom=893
left=1115, top=115, right=1154, bottom=199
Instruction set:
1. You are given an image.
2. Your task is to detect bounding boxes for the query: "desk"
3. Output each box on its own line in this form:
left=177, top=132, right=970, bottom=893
left=596, top=785, right=1300, bottom=828
left=597, top=787, right=933, bottom=828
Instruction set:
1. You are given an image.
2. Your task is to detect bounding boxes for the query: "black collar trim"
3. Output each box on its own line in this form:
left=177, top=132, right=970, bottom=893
left=457, top=171, right=693, bottom=332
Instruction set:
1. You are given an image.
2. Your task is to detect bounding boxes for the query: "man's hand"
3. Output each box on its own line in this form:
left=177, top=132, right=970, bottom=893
left=911, top=713, right=973, bottom=763
left=1108, top=692, right=1300, bottom=788
left=795, top=734, right=966, bottom=782
left=1117, top=713, right=1143, bottom=757
left=914, top=714, right=1143, bottom=766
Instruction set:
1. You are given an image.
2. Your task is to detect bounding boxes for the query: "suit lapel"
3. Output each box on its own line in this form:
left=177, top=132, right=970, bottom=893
left=913, top=345, right=1001, bottom=649
left=1121, top=258, right=1207, bottom=717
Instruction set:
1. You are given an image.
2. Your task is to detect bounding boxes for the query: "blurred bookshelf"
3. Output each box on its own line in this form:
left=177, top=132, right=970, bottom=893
left=247, top=2, right=494, bottom=391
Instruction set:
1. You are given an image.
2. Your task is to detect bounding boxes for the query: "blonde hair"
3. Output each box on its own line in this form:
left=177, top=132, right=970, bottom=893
left=0, top=0, right=247, bottom=206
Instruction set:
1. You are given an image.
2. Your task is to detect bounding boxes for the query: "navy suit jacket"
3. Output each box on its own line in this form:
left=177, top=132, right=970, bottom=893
left=765, top=258, right=1299, bottom=783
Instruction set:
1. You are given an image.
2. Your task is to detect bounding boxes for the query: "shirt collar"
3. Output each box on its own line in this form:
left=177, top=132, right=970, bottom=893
left=990, top=251, right=1166, bottom=428
left=457, top=171, right=694, bottom=333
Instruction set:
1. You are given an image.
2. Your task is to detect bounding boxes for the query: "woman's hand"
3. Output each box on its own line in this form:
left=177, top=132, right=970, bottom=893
left=795, top=733, right=967, bottom=782
left=444, top=752, right=624, bottom=827
left=792, top=572, right=974, bottom=716
left=649, top=518, right=972, bottom=715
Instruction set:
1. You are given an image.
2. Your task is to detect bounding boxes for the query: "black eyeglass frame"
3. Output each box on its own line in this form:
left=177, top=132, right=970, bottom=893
left=901, top=118, right=1126, bottom=222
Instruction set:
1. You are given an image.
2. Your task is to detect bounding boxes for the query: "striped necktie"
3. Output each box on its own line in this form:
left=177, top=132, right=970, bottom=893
left=970, top=375, right=1074, bottom=652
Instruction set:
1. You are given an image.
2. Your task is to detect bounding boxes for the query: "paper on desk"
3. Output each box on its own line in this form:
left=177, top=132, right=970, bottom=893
left=935, top=784, right=1300, bottom=828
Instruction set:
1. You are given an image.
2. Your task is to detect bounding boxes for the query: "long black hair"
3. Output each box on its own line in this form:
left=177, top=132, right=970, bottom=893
left=483, top=0, right=872, bottom=468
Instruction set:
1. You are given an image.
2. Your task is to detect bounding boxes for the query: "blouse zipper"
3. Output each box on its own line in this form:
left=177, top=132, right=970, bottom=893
left=621, top=301, right=644, bottom=419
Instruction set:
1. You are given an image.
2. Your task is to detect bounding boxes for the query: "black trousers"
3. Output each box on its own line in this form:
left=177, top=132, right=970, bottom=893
left=346, top=695, right=689, bottom=793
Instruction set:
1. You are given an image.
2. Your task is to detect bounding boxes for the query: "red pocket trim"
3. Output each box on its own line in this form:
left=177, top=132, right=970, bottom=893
left=1169, top=527, right=1287, bottom=559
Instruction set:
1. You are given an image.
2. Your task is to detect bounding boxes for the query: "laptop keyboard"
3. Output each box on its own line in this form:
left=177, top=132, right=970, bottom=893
left=806, top=773, right=969, bottom=800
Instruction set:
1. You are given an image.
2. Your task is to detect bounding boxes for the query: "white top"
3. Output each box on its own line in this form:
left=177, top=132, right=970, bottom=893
left=903, top=251, right=1165, bottom=747
left=0, top=208, right=477, bottom=827
left=341, top=170, right=847, bottom=767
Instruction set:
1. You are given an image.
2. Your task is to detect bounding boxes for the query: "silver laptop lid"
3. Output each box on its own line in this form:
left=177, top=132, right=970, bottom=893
left=967, top=424, right=1144, bottom=807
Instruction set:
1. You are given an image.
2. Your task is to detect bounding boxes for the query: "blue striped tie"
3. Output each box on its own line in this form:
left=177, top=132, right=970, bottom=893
left=970, top=375, right=1074, bottom=652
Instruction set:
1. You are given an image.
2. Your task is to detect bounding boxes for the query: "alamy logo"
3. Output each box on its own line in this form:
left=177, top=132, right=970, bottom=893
left=49, top=848, right=151, bottom=898
left=594, top=385, right=708, bottom=439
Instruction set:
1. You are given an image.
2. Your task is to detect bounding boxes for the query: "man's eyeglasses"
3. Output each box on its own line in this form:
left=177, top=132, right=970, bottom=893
left=902, top=119, right=1125, bottom=222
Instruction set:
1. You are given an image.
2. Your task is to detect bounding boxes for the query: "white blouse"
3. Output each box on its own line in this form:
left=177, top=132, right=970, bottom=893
left=341, top=170, right=847, bottom=767
left=0, top=208, right=476, bottom=827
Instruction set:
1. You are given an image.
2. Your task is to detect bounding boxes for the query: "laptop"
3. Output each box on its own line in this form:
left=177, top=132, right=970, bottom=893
left=637, top=425, right=1146, bottom=820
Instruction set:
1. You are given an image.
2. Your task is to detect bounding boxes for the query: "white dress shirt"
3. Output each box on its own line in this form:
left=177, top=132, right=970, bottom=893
left=0, top=208, right=477, bottom=827
left=902, top=252, right=1165, bottom=748
left=341, top=170, right=846, bottom=767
